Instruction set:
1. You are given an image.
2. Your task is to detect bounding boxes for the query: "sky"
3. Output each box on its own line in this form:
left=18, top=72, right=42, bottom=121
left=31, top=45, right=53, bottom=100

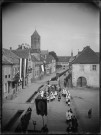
left=2, top=3, right=99, bottom=56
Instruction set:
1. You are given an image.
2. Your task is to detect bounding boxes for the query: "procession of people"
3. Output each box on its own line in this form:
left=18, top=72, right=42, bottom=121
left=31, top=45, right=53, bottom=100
left=38, top=72, right=79, bottom=133
left=62, top=78, right=78, bottom=133
left=15, top=71, right=79, bottom=133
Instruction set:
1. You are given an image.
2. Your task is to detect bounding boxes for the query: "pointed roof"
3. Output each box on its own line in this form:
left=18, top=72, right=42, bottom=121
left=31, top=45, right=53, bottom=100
left=31, top=30, right=40, bottom=38
left=72, top=46, right=99, bottom=64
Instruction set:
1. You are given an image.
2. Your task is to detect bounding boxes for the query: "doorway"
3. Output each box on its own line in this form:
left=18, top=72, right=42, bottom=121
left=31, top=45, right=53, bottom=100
left=77, top=77, right=87, bottom=87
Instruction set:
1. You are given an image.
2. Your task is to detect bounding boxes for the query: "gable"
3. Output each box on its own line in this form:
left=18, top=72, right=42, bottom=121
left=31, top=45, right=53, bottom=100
left=72, top=46, right=99, bottom=64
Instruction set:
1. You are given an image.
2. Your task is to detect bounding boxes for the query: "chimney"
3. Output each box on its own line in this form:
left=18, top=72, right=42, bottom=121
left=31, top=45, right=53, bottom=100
left=10, top=47, right=12, bottom=50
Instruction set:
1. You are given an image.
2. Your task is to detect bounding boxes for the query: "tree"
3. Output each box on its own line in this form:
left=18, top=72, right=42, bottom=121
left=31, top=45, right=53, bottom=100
left=49, top=51, right=58, bottom=62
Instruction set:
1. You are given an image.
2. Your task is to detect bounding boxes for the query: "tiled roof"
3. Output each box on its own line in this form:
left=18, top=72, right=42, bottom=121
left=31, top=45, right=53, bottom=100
left=40, top=55, right=45, bottom=62
left=12, top=49, right=30, bottom=59
left=2, top=55, right=13, bottom=65
left=58, top=56, right=71, bottom=62
left=96, top=52, right=99, bottom=58
left=45, top=54, right=55, bottom=64
left=40, top=54, right=55, bottom=64
left=69, top=56, right=76, bottom=63
left=72, top=46, right=99, bottom=64
left=2, top=48, right=19, bottom=64
left=31, top=55, right=39, bottom=62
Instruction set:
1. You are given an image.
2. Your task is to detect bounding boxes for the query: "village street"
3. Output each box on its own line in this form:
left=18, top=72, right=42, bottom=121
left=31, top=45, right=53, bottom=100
left=2, top=69, right=100, bottom=134
left=2, top=69, right=66, bottom=132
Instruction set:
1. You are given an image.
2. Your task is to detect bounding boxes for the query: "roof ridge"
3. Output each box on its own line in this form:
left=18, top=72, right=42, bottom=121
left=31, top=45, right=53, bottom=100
left=72, top=46, right=99, bottom=64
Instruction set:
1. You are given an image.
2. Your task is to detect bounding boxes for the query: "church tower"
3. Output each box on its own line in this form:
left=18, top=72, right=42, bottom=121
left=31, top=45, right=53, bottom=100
left=31, top=30, right=40, bottom=51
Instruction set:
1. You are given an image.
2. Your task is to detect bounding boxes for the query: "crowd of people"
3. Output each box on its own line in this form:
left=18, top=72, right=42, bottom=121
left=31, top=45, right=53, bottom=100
left=38, top=81, right=61, bottom=102
left=66, top=108, right=78, bottom=133
left=15, top=107, right=32, bottom=133
left=62, top=84, right=78, bottom=133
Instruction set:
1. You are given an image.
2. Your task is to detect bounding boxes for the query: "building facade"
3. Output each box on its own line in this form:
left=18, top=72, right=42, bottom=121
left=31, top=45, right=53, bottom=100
left=72, top=46, right=99, bottom=88
left=12, top=48, right=33, bottom=88
left=41, top=54, right=56, bottom=75
left=57, top=56, right=71, bottom=69
left=2, top=49, right=20, bottom=99
left=31, top=55, right=43, bottom=82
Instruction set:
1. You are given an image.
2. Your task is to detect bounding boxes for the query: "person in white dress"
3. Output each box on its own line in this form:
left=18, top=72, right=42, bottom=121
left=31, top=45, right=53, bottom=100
left=66, top=110, right=73, bottom=123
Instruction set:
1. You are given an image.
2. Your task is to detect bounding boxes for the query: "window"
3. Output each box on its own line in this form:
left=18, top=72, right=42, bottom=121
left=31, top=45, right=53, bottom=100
left=8, top=74, right=10, bottom=78
left=5, top=75, right=7, bottom=78
left=92, top=65, right=96, bottom=71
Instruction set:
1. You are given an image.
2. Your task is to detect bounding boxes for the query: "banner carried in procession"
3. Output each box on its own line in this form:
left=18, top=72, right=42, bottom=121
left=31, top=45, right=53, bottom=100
left=35, top=98, right=47, bottom=116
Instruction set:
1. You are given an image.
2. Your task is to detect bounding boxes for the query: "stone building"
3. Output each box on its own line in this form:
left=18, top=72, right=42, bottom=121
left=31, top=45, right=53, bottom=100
left=57, top=56, right=71, bottom=70
left=12, top=49, right=32, bottom=88
left=2, top=48, right=20, bottom=99
left=72, top=46, right=99, bottom=88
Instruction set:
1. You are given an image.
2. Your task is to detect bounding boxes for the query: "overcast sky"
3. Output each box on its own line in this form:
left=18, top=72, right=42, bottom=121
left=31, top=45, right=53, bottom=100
left=2, top=3, right=99, bottom=56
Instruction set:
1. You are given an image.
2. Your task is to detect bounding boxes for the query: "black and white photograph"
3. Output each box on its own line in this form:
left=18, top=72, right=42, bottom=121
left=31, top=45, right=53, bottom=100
left=2, top=2, right=100, bottom=134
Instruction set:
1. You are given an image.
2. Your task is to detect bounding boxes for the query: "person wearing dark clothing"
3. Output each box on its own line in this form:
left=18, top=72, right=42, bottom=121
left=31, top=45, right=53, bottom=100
left=20, top=107, right=32, bottom=133
left=15, top=123, right=22, bottom=133
left=41, top=124, right=49, bottom=133
left=58, top=94, right=61, bottom=101
left=66, top=123, right=72, bottom=133
left=69, top=108, right=73, bottom=113
left=88, top=108, right=92, bottom=118
left=72, top=116, right=78, bottom=132
left=54, top=85, right=56, bottom=91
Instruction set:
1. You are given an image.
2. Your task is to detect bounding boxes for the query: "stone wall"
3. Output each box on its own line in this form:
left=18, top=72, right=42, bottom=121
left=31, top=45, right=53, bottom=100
left=72, top=64, right=99, bottom=87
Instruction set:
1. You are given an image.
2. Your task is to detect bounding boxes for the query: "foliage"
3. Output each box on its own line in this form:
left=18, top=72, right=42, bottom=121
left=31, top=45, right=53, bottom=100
left=49, top=51, right=58, bottom=62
